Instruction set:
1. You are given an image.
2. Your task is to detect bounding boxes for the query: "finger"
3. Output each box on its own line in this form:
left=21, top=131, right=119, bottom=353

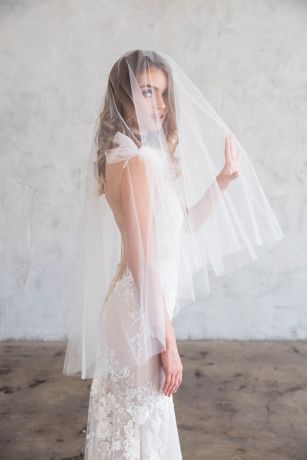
left=172, top=375, right=181, bottom=394
left=168, top=374, right=177, bottom=396
left=163, top=372, right=172, bottom=395
left=169, top=375, right=178, bottom=395
left=173, top=371, right=182, bottom=390
left=224, top=149, right=231, bottom=165
left=162, top=372, right=171, bottom=394
left=162, top=369, right=170, bottom=392
left=224, top=140, right=232, bottom=166
left=165, top=373, right=175, bottom=396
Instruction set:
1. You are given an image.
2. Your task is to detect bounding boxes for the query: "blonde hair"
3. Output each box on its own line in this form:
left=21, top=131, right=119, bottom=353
left=95, top=50, right=180, bottom=195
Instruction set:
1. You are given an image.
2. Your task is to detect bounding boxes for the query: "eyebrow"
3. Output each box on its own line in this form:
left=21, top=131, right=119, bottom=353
left=140, top=84, right=167, bottom=92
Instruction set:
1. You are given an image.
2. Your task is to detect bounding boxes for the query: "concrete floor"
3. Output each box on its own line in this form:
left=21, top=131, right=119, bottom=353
left=0, top=340, right=307, bottom=460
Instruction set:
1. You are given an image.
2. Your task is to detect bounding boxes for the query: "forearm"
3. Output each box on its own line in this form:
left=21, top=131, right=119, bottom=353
left=164, top=302, right=177, bottom=345
left=186, top=177, right=225, bottom=232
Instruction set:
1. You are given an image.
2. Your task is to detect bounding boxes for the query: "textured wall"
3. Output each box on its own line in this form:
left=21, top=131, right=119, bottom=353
left=1, top=0, right=306, bottom=340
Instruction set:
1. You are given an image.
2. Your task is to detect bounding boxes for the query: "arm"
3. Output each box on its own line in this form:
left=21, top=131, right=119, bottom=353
left=185, top=133, right=240, bottom=232
left=185, top=180, right=223, bottom=232
left=120, top=155, right=173, bottom=342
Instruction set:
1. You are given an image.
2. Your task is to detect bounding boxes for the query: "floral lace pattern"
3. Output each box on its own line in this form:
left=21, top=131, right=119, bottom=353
left=102, top=270, right=152, bottom=364
left=85, top=349, right=178, bottom=460
left=100, top=259, right=179, bottom=365
left=85, top=263, right=183, bottom=459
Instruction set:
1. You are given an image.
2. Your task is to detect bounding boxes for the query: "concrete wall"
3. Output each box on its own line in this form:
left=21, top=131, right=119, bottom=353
left=1, top=0, right=306, bottom=340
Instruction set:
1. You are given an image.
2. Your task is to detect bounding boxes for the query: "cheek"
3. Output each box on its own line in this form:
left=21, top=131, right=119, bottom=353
left=144, top=98, right=154, bottom=113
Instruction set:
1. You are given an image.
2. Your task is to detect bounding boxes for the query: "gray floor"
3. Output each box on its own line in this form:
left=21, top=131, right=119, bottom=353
left=0, top=340, right=306, bottom=460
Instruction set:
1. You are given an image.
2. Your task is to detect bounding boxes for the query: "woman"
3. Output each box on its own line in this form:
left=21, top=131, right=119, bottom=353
left=63, top=49, right=284, bottom=459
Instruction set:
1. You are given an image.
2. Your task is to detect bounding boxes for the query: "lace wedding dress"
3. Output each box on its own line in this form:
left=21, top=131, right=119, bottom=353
left=84, top=136, right=184, bottom=459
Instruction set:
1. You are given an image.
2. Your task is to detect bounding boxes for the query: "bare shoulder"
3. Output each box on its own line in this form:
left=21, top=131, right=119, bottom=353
left=120, top=154, right=148, bottom=182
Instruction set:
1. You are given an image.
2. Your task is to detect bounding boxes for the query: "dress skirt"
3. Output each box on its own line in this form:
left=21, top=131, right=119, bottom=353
left=84, top=268, right=183, bottom=460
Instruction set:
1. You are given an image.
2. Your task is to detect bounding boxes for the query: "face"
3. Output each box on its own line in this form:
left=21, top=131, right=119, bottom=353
left=135, top=67, right=168, bottom=131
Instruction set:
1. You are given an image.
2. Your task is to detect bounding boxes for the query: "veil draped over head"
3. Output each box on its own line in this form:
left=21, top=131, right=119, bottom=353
left=63, top=49, right=284, bottom=379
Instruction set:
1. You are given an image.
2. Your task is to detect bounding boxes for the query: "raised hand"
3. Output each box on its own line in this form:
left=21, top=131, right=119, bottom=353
left=216, top=132, right=240, bottom=192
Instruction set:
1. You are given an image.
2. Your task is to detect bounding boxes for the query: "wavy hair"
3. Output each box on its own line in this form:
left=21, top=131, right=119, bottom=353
left=95, top=49, right=180, bottom=195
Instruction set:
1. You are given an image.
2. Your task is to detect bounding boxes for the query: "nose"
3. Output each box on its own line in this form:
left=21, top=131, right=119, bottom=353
left=156, top=93, right=166, bottom=110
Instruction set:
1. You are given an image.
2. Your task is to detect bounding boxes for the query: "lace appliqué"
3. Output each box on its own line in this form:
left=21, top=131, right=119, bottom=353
left=104, top=270, right=152, bottom=363
left=85, top=349, right=174, bottom=460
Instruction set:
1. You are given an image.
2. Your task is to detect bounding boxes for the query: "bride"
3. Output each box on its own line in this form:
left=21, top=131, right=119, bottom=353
left=63, top=49, right=283, bottom=459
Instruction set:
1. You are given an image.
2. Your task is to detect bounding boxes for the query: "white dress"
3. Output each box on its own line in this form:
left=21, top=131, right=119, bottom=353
left=84, top=144, right=184, bottom=460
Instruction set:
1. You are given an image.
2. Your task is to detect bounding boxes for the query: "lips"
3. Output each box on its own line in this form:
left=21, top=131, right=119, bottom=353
left=151, top=113, right=165, bottom=120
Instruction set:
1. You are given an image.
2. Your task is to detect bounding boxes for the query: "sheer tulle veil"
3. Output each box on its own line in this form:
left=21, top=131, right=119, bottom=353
left=63, top=49, right=284, bottom=379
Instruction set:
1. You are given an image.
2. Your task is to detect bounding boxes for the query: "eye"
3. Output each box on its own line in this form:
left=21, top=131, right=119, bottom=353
left=142, top=89, right=153, bottom=97
left=162, top=91, right=168, bottom=98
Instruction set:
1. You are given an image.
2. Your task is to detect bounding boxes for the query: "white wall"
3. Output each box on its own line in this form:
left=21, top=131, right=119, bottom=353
left=1, top=0, right=306, bottom=340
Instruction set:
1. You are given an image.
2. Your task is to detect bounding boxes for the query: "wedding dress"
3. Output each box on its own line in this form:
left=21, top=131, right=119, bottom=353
left=84, top=132, right=184, bottom=459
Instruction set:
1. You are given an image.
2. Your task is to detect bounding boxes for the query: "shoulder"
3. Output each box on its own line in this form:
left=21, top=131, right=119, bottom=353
left=106, top=131, right=140, bottom=166
left=119, top=152, right=152, bottom=198
left=121, top=154, right=148, bottom=181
